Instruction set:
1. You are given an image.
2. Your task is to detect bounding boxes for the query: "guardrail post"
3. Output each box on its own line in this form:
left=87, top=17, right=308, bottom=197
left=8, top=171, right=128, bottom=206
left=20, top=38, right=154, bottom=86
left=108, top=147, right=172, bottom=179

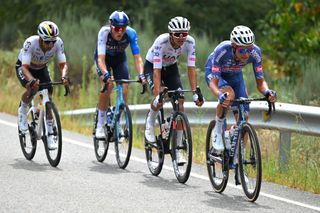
left=279, top=130, right=291, bottom=172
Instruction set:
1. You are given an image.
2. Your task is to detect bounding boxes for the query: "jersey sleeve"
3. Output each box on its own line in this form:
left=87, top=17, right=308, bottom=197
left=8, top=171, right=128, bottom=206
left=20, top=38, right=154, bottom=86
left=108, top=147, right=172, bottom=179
left=56, top=38, right=66, bottom=63
left=186, top=37, right=196, bottom=67
left=20, top=39, right=33, bottom=65
left=126, top=27, right=140, bottom=55
left=205, top=47, right=227, bottom=80
left=97, top=26, right=109, bottom=55
left=251, top=46, right=264, bottom=79
left=152, top=40, right=164, bottom=69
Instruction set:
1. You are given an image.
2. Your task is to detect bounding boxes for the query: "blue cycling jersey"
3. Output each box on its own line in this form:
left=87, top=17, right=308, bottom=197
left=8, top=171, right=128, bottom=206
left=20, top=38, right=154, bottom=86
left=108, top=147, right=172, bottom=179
left=205, top=40, right=264, bottom=84
left=95, top=25, right=140, bottom=57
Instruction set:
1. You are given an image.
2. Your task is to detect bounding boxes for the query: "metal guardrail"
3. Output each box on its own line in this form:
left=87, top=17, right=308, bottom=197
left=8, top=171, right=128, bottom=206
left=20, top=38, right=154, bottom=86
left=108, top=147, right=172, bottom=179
left=63, top=102, right=320, bottom=171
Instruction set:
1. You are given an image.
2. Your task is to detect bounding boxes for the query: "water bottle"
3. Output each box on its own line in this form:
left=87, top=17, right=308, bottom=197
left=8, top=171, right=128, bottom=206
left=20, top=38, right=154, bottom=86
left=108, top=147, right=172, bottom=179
left=35, top=103, right=41, bottom=120
left=106, top=108, right=113, bottom=126
left=229, top=125, right=238, bottom=157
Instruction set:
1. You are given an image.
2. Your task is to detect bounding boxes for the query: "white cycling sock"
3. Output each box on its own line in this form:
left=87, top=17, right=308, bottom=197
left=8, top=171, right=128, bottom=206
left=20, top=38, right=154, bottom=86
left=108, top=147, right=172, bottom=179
left=47, top=120, right=53, bottom=133
left=215, top=116, right=225, bottom=134
left=147, top=109, right=157, bottom=126
left=97, top=110, right=106, bottom=128
left=19, top=101, right=28, bottom=113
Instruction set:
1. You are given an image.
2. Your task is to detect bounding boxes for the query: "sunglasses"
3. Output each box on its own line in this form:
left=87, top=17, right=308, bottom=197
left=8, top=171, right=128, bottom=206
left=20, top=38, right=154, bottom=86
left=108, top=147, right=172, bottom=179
left=112, top=25, right=127, bottom=32
left=172, top=32, right=188, bottom=38
left=237, top=47, right=253, bottom=54
left=44, top=40, right=56, bottom=44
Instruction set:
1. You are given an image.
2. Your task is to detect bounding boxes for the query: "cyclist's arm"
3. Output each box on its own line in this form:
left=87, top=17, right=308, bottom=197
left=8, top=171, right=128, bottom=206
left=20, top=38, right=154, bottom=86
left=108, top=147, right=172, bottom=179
left=21, top=64, right=33, bottom=82
left=133, top=54, right=144, bottom=75
left=256, top=78, right=269, bottom=94
left=153, top=68, right=161, bottom=97
left=187, top=66, right=197, bottom=92
left=98, top=54, right=108, bottom=79
left=58, top=62, right=68, bottom=78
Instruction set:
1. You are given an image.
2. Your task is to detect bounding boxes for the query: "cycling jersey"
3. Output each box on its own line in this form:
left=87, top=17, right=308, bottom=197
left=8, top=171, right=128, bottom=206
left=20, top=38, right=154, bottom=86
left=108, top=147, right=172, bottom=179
left=95, top=25, right=140, bottom=57
left=145, top=33, right=196, bottom=69
left=205, top=40, right=264, bottom=84
left=17, top=35, right=66, bottom=70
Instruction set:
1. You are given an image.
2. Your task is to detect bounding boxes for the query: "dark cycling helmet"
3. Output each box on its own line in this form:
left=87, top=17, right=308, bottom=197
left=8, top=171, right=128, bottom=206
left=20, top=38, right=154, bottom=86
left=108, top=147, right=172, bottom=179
left=37, top=21, right=59, bottom=41
left=109, top=11, right=129, bottom=26
left=168, top=16, right=190, bottom=32
left=230, top=25, right=255, bottom=46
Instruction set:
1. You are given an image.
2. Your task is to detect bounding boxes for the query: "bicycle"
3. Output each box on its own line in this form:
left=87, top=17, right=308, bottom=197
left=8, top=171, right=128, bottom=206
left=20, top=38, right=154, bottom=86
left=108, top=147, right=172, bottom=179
left=144, top=87, right=203, bottom=183
left=93, top=78, right=146, bottom=169
left=205, top=97, right=275, bottom=202
left=18, top=81, right=70, bottom=167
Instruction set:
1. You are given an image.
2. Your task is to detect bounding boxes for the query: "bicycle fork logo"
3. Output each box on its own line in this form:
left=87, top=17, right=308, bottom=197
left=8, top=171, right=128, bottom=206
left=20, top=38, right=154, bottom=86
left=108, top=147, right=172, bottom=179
left=230, top=128, right=239, bottom=157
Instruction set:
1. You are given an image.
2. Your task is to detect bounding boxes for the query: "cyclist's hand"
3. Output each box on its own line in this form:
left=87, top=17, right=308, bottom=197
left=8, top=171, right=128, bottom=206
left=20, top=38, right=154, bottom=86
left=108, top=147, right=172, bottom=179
left=193, top=93, right=204, bottom=107
left=219, top=92, right=229, bottom=107
left=27, top=78, right=39, bottom=90
left=139, top=73, right=147, bottom=85
left=264, top=89, right=277, bottom=103
left=62, top=76, right=70, bottom=86
left=102, top=71, right=110, bottom=83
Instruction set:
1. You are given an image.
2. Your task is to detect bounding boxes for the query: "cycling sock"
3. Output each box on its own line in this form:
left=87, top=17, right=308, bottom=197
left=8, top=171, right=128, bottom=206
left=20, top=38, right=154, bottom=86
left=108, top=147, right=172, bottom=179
left=147, top=109, right=157, bottom=125
left=47, top=120, right=53, bottom=133
left=176, top=130, right=183, bottom=146
left=215, top=116, right=225, bottom=134
left=19, top=101, right=28, bottom=113
left=97, top=109, right=106, bottom=127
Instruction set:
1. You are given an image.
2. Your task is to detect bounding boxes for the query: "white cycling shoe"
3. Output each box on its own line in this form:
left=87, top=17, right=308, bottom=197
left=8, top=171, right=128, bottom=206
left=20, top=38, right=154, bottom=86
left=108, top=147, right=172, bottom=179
left=47, top=135, right=58, bottom=150
left=212, top=131, right=224, bottom=151
left=145, top=123, right=156, bottom=143
left=95, top=126, right=106, bottom=139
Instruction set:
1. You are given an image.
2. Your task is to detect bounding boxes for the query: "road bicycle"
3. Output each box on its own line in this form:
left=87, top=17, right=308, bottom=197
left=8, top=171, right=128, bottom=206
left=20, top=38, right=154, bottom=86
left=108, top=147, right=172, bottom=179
left=93, top=79, right=146, bottom=169
left=144, top=87, right=203, bottom=183
left=18, top=81, right=70, bottom=167
left=205, top=97, right=275, bottom=202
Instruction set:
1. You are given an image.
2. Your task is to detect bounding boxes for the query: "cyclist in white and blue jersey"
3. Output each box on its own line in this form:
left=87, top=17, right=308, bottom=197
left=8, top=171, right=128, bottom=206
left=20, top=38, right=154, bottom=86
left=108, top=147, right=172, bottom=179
left=94, top=11, right=146, bottom=139
left=205, top=25, right=277, bottom=151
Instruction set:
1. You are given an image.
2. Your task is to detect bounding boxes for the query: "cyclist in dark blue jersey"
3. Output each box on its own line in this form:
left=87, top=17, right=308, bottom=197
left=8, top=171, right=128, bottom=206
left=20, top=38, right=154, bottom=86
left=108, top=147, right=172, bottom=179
left=94, top=10, right=146, bottom=139
left=205, top=25, right=277, bottom=151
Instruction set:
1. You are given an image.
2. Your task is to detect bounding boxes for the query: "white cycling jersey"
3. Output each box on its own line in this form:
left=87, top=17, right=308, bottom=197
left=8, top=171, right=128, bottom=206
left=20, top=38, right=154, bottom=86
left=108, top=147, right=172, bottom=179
left=145, top=33, right=196, bottom=69
left=18, top=35, right=66, bottom=70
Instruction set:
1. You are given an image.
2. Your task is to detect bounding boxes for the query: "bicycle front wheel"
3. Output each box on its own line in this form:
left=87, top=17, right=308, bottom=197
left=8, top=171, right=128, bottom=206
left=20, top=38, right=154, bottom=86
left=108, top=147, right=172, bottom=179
left=145, top=110, right=164, bottom=176
left=43, top=102, right=62, bottom=167
left=18, top=108, right=37, bottom=160
left=238, top=123, right=262, bottom=202
left=93, top=108, right=109, bottom=162
left=115, top=104, right=132, bottom=169
left=206, top=120, right=229, bottom=193
left=171, top=112, right=192, bottom=183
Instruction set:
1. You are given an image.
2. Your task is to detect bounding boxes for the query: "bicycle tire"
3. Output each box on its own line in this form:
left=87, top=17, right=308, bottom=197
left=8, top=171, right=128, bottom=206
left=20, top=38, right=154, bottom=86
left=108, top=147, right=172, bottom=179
left=171, top=112, right=192, bottom=183
left=42, top=102, right=62, bottom=167
left=145, top=110, right=164, bottom=176
left=206, top=120, right=229, bottom=193
left=238, top=123, right=262, bottom=202
left=93, top=108, right=109, bottom=162
left=115, top=104, right=132, bottom=169
left=18, top=109, right=37, bottom=160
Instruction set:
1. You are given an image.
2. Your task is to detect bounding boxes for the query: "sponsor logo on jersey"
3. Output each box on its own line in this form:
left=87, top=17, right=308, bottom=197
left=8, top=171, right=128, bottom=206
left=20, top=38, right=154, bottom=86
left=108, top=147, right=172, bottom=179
left=153, top=59, right=161, bottom=63
left=212, top=65, right=220, bottom=73
left=189, top=57, right=196, bottom=61
left=256, top=65, right=263, bottom=72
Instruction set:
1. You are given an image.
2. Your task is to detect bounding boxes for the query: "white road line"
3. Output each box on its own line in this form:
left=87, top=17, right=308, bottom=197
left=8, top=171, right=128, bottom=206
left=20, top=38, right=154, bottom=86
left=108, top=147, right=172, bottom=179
left=2, top=119, right=319, bottom=211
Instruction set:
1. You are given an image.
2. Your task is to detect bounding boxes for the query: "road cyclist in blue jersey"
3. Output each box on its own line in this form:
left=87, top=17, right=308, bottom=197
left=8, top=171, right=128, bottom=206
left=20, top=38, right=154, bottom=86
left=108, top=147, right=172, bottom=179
left=205, top=25, right=277, bottom=151
left=94, top=10, right=147, bottom=139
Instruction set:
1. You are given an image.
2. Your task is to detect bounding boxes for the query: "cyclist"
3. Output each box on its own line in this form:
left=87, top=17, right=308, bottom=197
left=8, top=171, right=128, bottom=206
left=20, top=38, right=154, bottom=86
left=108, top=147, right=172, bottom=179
left=144, top=16, right=204, bottom=154
left=94, top=10, right=146, bottom=139
left=16, top=21, right=69, bottom=150
left=205, top=25, right=277, bottom=151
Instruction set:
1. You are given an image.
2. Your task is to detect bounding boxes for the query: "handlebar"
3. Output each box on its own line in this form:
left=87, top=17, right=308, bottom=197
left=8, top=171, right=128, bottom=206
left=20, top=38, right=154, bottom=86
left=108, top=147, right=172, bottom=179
left=158, top=86, right=204, bottom=103
left=101, top=78, right=147, bottom=94
left=233, top=97, right=275, bottom=117
left=38, top=81, right=70, bottom=96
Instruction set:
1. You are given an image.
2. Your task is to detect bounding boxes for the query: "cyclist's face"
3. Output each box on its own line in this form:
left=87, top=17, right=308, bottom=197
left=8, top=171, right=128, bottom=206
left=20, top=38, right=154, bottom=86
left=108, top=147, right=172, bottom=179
left=111, top=25, right=127, bottom=41
left=170, top=32, right=188, bottom=48
left=41, top=40, right=56, bottom=51
left=234, top=45, right=253, bottom=63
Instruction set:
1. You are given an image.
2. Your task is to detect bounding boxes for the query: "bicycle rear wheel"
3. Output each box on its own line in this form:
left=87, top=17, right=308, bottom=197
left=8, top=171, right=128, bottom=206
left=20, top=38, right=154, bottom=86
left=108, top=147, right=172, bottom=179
left=18, top=109, right=37, bottom=160
left=238, top=123, right=262, bottom=202
left=115, top=104, right=132, bottom=169
left=43, top=102, right=62, bottom=167
left=171, top=112, right=192, bottom=183
left=145, top=110, right=164, bottom=176
left=93, top=108, right=109, bottom=162
left=206, top=120, right=229, bottom=193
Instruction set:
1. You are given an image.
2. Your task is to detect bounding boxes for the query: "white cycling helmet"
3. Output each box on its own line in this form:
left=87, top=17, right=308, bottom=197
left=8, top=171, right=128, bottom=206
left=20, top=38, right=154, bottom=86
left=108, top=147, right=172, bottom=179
left=37, top=21, right=59, bottom=41
left=168, top=16, right=190, bottom=32
left=230, top=25, right=255, bottom=46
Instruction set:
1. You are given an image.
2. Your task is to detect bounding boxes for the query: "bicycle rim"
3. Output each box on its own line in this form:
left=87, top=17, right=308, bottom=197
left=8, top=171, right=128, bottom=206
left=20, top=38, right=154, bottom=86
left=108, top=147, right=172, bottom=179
left=144, top=110, right=164, bottom=176
left=18, top=109, right=37, bottom=160
left=238, top=123, right=262, bottom=202
left=93, top=108, right=109, bottom=162
left=115, top=104, right=132, bottom=169
left=206, top=120, right=229, bottom=193
left=171, top=112, right=192, bottom=183
left=43, top=102, right=62, bottom=167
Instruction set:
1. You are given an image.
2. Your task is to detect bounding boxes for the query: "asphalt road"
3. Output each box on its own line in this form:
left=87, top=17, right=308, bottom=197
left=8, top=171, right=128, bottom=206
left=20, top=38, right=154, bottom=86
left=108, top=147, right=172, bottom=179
left=0, top=112, right=319, bottom=213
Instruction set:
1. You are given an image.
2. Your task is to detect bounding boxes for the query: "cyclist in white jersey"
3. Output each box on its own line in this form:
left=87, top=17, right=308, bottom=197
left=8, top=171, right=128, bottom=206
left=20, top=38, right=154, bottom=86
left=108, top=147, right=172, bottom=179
left=144, top=16, right=204, bottom=149
left=16, top=21, right=69, bottom=150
